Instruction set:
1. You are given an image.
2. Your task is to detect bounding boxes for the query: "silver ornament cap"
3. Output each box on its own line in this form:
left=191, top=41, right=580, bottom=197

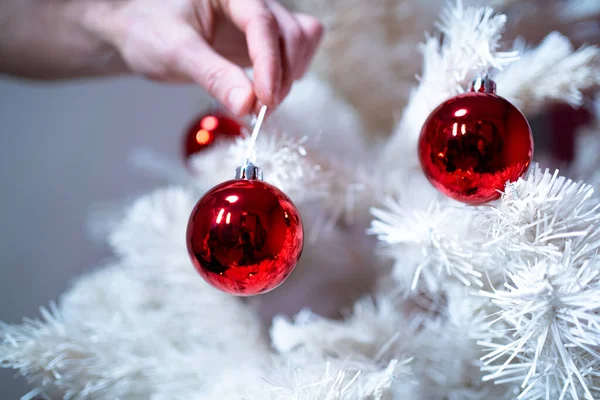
left=235, top=161, right=263, bottom=180
left=470, top=76, right=497, bottom=94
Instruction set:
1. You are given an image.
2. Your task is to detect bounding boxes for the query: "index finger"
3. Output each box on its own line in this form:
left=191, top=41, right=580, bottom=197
left=217, top=0, right=282, bottom=107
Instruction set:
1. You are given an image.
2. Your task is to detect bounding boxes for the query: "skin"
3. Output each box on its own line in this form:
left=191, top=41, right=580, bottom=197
left=0, top=0, right=323, bottom=116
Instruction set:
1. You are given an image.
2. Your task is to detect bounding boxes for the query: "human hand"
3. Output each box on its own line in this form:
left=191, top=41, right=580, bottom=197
left=88, top=0, right=323, bottom=116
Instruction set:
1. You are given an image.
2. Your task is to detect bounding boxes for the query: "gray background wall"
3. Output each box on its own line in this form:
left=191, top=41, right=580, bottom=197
left=0, top=77, right=209, bottom=397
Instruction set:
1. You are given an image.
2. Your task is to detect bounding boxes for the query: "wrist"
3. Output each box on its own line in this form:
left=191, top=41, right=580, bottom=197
left=0, top=0, right=128, bottom=79
left=78, top=1, right=118, bottom=41
left=71, top=0, right=128, bottom=75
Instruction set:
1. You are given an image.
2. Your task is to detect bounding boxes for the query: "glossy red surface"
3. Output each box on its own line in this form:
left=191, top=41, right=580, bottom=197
left=183, top=112, right=244, bottom=162
left=418, top=92, right=533, bottom=204
left=186, top=179, right=304, bottom=296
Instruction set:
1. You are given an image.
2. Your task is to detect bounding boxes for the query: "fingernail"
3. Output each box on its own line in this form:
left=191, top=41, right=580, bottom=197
left=228, top=88, right=248, bottom=115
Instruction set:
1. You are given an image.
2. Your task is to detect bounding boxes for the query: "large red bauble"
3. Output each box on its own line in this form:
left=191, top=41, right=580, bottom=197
left=418, top=92, right=533, bottom=204
left=186, top=179, right=304, bottom=296
left=183, top=111, right=244, bottom=162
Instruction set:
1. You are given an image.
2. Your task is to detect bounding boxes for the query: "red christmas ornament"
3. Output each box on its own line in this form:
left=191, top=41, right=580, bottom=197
left=183, top=111, right=244, bottom=162
left=418, top=77, right=533, bottom=204
left=186, top=162, right=304, bottom=296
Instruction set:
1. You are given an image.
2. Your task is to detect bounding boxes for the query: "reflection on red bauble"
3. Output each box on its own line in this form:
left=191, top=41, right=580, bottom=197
left=418, top=83, right=533, bottom=204
left=183, top=112, right=244, bottom=162
left=186, top=179, right=304, bottom=296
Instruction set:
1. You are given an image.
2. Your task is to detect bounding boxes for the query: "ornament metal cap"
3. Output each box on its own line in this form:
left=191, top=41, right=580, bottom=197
left=470, top=76, right=497, bottom=94
left=235, top=161, right=263, bottom=180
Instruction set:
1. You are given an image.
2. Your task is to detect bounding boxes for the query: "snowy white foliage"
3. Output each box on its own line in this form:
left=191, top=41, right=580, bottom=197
left=189, top=130, right=328, bottom=204
left=273, top=74, right=367, bottom=159
left=496, top=32, right=600, bottom=114
left=369, top=198, right=487, bottom=293
left=483, top=166, right=600, bottom=261
left=479, top=255, right=600, bottom=399
left=2, top=1, right=600, bottom=399
left=465, top=166, right=600, bottom=398
left=475, top=166, right=600, bottom=399
left=108, top=187, right=194, bottom=267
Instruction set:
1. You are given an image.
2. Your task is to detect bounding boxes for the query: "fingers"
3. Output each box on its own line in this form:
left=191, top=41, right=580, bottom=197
left=213, top=0, right=323, bottom=112
left=265, top=4, right=324, bottom=102
left=219, top=0, right=282, bottom=107
left=171, top=26, right=256, bottom=116
left=294, top=13, right=324, bottom=79
left=267, top=1, right=304, bottom=101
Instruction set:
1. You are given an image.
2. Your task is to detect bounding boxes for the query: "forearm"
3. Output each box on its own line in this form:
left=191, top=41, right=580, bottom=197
left=0, top=0, right=126, bottom=79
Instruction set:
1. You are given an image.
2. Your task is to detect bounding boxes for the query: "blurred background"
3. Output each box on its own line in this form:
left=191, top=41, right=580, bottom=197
left=0, top=77, right=211, bottom=396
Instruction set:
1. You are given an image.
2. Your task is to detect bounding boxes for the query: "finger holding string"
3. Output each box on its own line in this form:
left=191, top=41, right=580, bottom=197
left=215, top=0, right=283, bottom=110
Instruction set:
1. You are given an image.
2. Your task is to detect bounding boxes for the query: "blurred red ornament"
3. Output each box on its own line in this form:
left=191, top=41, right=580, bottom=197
left=418, top=77, right=533, bottom=204
left=186, top=164, right=304, bottom=296
left=183, top=111, right=244, bottom=162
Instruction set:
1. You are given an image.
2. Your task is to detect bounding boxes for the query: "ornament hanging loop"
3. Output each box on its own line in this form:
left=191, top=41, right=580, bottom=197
left=243, top=105, right=268, bottom=164
left=236, top=105, right=267, bottom=180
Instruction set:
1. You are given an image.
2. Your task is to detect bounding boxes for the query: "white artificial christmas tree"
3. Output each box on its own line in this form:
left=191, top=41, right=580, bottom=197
left=2, top=1, right=600, bottom=399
